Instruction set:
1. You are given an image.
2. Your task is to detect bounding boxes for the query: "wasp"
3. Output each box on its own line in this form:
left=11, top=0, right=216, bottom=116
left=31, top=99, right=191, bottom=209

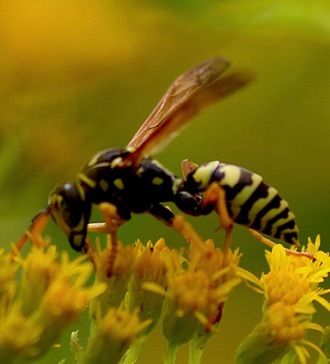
left=16, top=58, right=299, bottom=253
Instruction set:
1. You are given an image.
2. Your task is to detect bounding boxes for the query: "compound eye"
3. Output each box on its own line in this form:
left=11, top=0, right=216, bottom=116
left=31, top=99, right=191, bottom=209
left=50, top=183, right=81, bottom=227
left=49, top=182, right=91, bottom=251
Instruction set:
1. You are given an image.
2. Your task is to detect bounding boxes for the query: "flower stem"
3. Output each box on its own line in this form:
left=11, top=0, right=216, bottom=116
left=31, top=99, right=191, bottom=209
left=121, top=340, right=145, bottom=364
left=164, top=342, right=179, bottom=364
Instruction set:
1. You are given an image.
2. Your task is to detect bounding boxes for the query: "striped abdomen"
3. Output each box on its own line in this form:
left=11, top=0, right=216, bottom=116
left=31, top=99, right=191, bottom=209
left=185, top=161, right=299, bottom=245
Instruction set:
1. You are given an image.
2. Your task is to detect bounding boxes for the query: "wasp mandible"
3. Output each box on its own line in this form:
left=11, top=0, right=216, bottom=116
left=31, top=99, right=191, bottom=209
left=17, top=58, right=299, bottom=253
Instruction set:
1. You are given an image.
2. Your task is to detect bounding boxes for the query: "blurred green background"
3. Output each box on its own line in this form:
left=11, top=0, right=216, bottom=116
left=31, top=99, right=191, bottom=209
left=1, top=0, right=330, bottom=362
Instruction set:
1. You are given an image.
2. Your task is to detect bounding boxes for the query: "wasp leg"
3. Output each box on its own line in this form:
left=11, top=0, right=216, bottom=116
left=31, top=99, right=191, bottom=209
left=249, top=229, right=313, bottom=259
left=148, top=203, right=176, bottom=226
left=87, top=222, right=109, bottom=234
left=149, top=203, right=210, bottom=251
left=88, top=202, right=130, bottom=247
left=171, top=215, right=205, bottom=247
left=84, top=236, right=96, bottom=266
left=202, top=182, right=233, bottom=253
left=13, top=207, right=52, bottom=256
left=149, top=203, right=207, bottom=248
left=87, top=203, right=129, bottom=277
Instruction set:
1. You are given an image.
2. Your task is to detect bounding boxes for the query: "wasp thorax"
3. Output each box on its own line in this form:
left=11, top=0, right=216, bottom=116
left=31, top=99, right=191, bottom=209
left=49, top=182, right=91, bottom=252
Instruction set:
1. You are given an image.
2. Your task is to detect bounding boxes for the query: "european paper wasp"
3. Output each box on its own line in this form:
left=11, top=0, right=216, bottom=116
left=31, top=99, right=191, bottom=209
left=16, top=57, right=300, bottom=253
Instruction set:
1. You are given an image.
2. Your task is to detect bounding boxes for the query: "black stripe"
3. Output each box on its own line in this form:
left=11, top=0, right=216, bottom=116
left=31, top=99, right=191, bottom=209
left=234, top=180, right=268, bottom=225
left=274, top=219, right=296, bottom=237
left=252, top=193, right=282, bottom=230
left=283, top=231, right=298, bottom=245
left=262, top=207, right=291, bottom=236
left=212, top=166, right=253, bottom=201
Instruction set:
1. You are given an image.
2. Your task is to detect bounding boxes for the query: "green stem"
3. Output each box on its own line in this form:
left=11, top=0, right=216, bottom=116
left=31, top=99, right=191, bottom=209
left=189, top=339, right=203, bottom=364
left=71, top=331, right=83, bottom=364
left=121, top=340, right=145, bottom=364
left=164, top=342, right=179, bottom=364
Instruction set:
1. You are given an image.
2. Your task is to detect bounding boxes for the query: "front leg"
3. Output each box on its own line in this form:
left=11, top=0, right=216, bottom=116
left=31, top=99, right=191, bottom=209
left=88, top=202, right=131, bottom=247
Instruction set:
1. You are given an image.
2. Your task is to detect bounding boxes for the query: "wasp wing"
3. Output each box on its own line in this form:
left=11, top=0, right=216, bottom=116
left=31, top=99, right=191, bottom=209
left=128, top=58, right=230, bottom=149
left=127, top=57, right=254, bottom=164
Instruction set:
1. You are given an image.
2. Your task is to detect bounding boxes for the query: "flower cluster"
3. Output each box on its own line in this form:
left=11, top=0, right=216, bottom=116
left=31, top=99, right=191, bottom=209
left=236, top=236, right=330, bottom=364
left=143, top=217, right=242, bottom=363
left=2, top=222, right=330, bottom=363
left=0, top=244, right=104, bottom=363
left=84, top=217, right=242, bottom=364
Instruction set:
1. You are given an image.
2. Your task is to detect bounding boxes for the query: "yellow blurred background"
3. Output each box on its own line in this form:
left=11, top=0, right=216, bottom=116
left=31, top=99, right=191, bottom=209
left=1, top=0, right=330, bottom=362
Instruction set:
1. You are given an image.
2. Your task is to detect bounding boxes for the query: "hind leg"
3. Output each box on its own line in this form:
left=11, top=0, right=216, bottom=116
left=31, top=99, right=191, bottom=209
left=202, top=182, right=234, bottom=253
left=249, top=229, right=313, bottom=258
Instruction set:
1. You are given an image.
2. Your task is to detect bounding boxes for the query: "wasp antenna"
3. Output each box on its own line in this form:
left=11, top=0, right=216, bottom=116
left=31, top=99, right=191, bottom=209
left=14, top=207, right=52, bottom=253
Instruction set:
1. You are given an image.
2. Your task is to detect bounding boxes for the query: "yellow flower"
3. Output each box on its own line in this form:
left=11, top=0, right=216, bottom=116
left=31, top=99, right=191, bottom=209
left=266, top=302, right=312, bottom=344
left=0, top=248, right=17, bottom=310
left=166, top=256, right=241, bottom=330
left=7, top=215, right=329, bottom=364
left=16, top=245, right=60, bottom=315
left=133, top=238, right=182, bottom=285
left=128, top=239, right=182, bottom=331
left=93, top=235, right=137, bottom=280
left=142, top=220, right=242, bottom=354
left=90, top=236, right=136, bottom=316
left=0, top=305, right=42, bottom=361
left=236, top=237, right=330, bottom=363
left=81, top=304, right=151, bottom=364
left=0, top=244, right=105, bottom=362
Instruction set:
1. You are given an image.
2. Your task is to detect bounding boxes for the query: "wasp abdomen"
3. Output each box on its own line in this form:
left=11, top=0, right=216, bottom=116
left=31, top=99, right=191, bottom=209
left=185, top=162, right=299, bottom=245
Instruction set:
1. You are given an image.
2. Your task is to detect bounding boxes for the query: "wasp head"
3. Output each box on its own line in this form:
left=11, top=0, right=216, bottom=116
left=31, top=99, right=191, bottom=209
left=49, top=182, right=91, bottom=252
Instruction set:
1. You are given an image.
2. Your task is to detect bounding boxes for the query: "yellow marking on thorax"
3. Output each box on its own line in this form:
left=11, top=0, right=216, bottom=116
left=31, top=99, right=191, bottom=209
left=152, top=176, right=163, bottom=185
left=113, top=178, right=124, bottom=190
left=78, top=173, right=97, bottom=188
left=99, top=179, right=109, bottom=192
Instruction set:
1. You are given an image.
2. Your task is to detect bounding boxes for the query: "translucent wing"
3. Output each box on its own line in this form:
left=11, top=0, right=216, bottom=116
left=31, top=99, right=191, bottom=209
left=127, top=57, right=254, bottom=164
